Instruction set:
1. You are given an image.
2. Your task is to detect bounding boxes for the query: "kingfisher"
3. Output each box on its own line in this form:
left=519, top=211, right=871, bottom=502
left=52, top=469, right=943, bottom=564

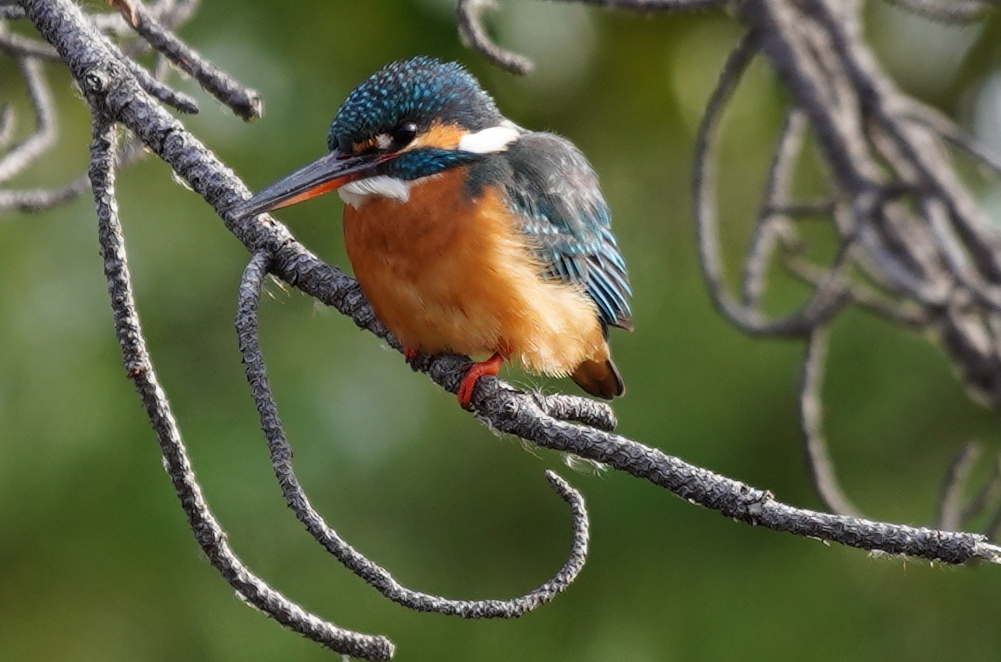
left=233, top=57, right=632, bottom=409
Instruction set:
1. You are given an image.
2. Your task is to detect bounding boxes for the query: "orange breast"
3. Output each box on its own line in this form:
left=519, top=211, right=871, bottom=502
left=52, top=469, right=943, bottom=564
left=343, top=168, right=607, bottom=377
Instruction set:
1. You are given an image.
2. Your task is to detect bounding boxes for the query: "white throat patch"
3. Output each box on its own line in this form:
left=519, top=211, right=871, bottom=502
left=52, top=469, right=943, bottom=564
left=338, top=175, right=411, bottom=209
left=458, top=124, right=521, bottom=154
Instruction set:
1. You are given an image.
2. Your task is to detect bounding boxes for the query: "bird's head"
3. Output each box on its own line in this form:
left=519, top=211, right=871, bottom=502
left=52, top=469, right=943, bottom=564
left=233, top=56, right=521, bottom=216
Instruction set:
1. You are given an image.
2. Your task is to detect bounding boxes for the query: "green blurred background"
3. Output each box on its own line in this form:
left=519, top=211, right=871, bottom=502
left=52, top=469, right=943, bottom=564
left=4, top=1, right=1001, bottom=660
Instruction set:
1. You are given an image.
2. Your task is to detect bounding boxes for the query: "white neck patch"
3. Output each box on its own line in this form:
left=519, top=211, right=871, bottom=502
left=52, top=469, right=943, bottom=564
left=458, top=124, right=521, bottom=154
left=338, top=175, right=411, bottom=209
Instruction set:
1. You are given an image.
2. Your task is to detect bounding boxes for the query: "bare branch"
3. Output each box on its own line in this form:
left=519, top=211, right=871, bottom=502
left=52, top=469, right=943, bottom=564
left=0, top=103, right=14, bottom=148
left=129, top=1, right=262, bottom=120
left=0, top=23, right=59, bottom=60
left=906, top=102, right=1001, bottom=180
left=962, top=453, right=1001, bottom=526
left=1, top=132, right=145, bottom=214
left=938, top=443, right=981, bottom=531
left=881, top=0, right=996, bottom=23
left=472, top=377, right=1001, bottom=564
left=799, top=328, right=860, bottom=516
left=741, top=107, right=806, bottom=309
left=236, top=251, right=590, bottom=618
left=456, top=0, right=534, bottom=75
left=89, top=118, right=394, bottom=662
left=120, top=54, right=199, bottom=114
left=0, top=176, right=91, bottom=212
left=695, top=31, right=853, bottom=337
left=456, top=0, right=729, bottom=74
left=0, top=57, right=56, bottom=184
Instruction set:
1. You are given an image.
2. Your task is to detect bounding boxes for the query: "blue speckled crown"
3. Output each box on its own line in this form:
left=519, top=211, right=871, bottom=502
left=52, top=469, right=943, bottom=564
left=327, top=56, right=502, bottom=152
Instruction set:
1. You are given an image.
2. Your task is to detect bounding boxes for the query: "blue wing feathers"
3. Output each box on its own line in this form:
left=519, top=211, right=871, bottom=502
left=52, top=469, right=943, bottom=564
left=501, top=133, right=632, bottom=330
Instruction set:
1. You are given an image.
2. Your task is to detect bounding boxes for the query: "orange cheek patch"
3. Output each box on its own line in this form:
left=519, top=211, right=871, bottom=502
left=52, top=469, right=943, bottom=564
left=411, top=121, right=466, bottom=151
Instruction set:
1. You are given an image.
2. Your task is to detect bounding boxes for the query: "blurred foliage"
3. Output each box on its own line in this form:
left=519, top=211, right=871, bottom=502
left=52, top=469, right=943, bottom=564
left=3, top=1, right=1001, bottom=660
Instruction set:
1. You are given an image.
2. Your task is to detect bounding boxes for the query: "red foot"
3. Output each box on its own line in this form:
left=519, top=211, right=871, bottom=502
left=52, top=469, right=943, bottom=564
left=457, top=352, right=506, bottom=410
left=404, top=346, right=419, bottom=363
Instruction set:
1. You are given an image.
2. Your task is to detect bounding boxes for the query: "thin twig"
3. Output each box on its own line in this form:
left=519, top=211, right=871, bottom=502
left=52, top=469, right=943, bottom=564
left=0, top=104, right=13, bottom=148
left=962, top=453, right=1001, bottom=525
left=906, top=102, right=1001, bottom=180
left=741, top=107, right=808, bottom=309
left=799, top=327, right=860, bottom=516
left=456, top=0, right=534, bottom=75
left=0, top=57, right=56, bottom=184
left=0, top=176, right=91, bottom=212
left=938, top=443, right=981, bottom=531
left=1, top=132, right=146, bottom=214
left=130, top=2, right=262, bottom=120
left=881, top=0, right=994, bottom=23
left=455, top=0, right=730, bottom=75
left=695, top=32, right=852, bottom=337
left=0, top=24, right=59, bottom=59
left=237, top=251, right=591, bottom=617
left=121, top=55, right=199, bottom=114
left=783, top=253, right=931, bottom=328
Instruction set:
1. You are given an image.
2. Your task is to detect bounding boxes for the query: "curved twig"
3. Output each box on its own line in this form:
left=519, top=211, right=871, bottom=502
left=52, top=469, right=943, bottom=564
left=741, top=107, right=807, bottom=310
left=905, top=102, right=1001, bottom=180
left=695, top=31, right=854, bottom=337
left=0, top=103, right=14, bottom=149
left=456, top=0, right=730, bottom=74
left=236, top=251, right=591, bottom=617
left=962, top=452, right=1001, bottom=527
left=799, top=328, right=860, bottom=516
left=89, top=118, right=393, bottom=661
left=0, top=57, right=56, bottom=184
left=456, top=0, right=534, bottom=75
left=938, top=443, right=981, bottom=531
left=0, top=24, right=59, bottom=59
left=881, top=0, right=995, bottom=23
left=1, top=132, right=146, bottom=214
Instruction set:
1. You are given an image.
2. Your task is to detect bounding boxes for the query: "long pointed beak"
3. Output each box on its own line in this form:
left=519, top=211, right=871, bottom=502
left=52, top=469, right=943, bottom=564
left=231, top=149, right=385, bottom=219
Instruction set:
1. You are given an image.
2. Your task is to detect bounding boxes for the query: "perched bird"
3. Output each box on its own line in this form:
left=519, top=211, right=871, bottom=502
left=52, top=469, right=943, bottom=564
left=233, top=56, right=632, bottom=409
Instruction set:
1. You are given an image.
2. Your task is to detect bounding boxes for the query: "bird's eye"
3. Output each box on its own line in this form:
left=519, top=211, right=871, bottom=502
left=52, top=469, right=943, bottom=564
left=391, top=122, right=417, bottom=148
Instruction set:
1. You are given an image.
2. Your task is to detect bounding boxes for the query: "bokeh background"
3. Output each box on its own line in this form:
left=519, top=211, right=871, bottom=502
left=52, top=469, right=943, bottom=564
left=4, top=1, right=1001, bottom=660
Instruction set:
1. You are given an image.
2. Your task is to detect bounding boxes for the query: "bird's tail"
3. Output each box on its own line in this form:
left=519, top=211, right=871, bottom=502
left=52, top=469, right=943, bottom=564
left=572, top=356, right=625, bottom=400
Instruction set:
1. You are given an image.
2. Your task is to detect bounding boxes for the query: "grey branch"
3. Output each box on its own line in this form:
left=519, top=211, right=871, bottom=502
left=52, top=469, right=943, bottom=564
left=882, top=0, right=999, bottom=23
left=0, top=57, right=55, bottom=184
left=684, top=0, right=1001, bottom=530
left=89, top=118, right=393, bottom=661
left=127, top=1, right=262, bottom=120
left=456, top=0, right=730, bottom=74
left=237, top=250, right=591, bottom=618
